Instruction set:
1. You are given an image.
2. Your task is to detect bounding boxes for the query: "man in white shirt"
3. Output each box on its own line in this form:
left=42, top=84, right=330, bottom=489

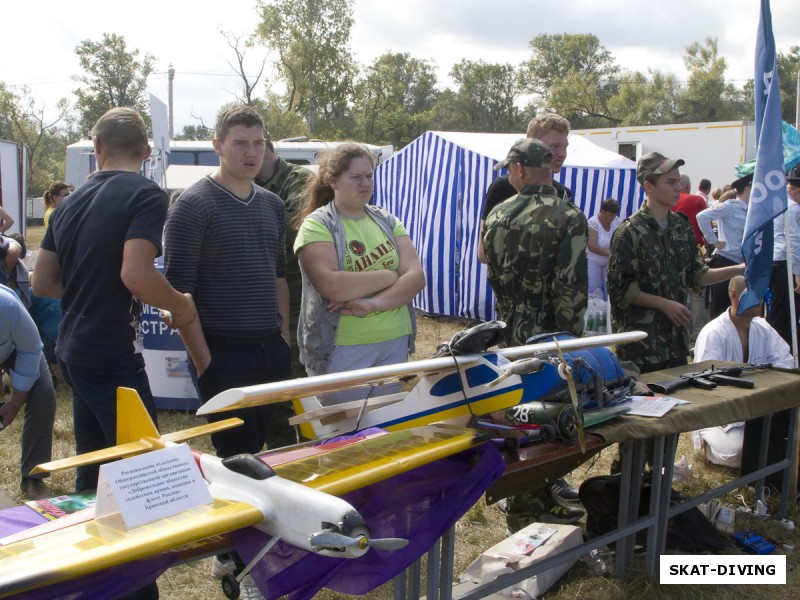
left=697, top=173, right=751, bottom=318
left=693, top=276, right=792, bottom=467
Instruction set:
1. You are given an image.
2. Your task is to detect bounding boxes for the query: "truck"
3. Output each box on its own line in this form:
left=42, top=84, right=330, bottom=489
left=65, top=138, right=394, bottom=190
left=571, top=120, right=756, bottom=192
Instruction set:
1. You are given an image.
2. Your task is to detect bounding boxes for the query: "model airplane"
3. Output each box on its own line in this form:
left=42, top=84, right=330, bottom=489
left=197, top=326, right=646, bottom=445
left=0, top=389, right=492, bottom=600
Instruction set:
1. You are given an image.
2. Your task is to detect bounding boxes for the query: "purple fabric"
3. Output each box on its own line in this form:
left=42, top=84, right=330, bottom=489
left=0, top=506, right=174, bottom=600
left=236, top=442, right=505, bottom=600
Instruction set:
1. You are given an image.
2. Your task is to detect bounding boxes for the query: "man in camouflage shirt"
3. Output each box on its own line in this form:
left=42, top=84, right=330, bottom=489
left=608, top=152, right=744, bottom=373
left=255, top=136, right=313, bottom=378
left=483, top=138, right=588, bottom=345
left=482, top=138, right=588, bottom=530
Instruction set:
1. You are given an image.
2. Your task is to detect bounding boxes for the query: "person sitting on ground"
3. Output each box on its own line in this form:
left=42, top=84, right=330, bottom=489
left=693, top=276, right=793, bottom=467
left=0, top=206, right=14, bottom=234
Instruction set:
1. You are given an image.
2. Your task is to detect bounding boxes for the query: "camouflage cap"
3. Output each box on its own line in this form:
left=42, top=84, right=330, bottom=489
left=494, top=138, right=553, bottom=171
left=636, top=152, right=685, bottom=185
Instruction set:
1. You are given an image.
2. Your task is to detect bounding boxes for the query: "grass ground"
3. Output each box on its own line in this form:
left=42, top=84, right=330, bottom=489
left=3, top=226, right=799, bottom=598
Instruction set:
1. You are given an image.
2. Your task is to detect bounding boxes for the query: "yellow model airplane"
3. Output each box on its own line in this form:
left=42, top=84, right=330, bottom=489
left=0, top=389, right=490, bottom=599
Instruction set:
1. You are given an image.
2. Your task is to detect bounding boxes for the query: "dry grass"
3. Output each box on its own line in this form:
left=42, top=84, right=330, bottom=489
left=2, top=308, right=799, bottom=598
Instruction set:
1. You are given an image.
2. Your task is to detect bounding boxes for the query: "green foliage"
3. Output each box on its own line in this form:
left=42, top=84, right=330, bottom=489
left=174, top=124, right=213, bottom=141
left=0, top=83, right=72, bottom=196
left=255, top=0, right=356, bottom=137
left=254, top=92, right=310, bottom=141
left=609, top=70, right=686, bottom=126
left=351, top=52, right=439, bottom=147
left=72, top=33, right=155, bottom=137
left=777, top=46, right=800, bottom=125
left=521, top=33, right=620, bottom=127
left=680, top=38, right=744, bottom=122
left=436, top=60, right=524, bottom=133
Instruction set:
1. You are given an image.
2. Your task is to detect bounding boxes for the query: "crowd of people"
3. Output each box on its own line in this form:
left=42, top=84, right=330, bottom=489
left=2, top=103, right=800, bottom=598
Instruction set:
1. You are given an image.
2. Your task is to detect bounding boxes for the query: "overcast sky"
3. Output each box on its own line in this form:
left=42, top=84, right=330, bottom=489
left=3, top=0, right=799, bottom=136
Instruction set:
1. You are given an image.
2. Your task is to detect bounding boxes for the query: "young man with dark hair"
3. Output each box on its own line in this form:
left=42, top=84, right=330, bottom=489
left=608, top=152, right=743, bottom=373
left=164, top=105, right=294, bottom=598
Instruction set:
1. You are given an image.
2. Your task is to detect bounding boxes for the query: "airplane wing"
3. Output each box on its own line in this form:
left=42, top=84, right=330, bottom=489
left=197, top=330, right=647, bottom=415
left=0, top=498, right=262, bottom=598
left=0, top=425, right=486, bottom=599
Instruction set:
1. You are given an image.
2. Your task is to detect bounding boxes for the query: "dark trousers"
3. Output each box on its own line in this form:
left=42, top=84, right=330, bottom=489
left=766, top=261, right=800, bottom=349
left=58, top=359, right=159, bottom=600
left=58, top=360, right=157, bottom=493
left=192, top=331, right=296, bottom=458
left=740, top=410, right=791, bottom=492
left=707, top=254, right=737, bottom=319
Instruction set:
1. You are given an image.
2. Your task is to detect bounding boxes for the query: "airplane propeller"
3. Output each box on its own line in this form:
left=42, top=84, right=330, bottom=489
left=553, top=337, right=586, bottom=453
left=309, top=529, right=408, bottom=554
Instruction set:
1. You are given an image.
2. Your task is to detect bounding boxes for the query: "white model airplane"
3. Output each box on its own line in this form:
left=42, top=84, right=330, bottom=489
left=198, top=329, right=646, bottom=443
left=0, top=389, right=489, bottom=599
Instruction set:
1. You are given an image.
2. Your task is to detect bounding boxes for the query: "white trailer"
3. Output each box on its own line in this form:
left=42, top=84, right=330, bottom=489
left=65, top=139, right=394, bottom=190
left=571, top=120, right=756, bottom=192
left=0, top=139, right=27, bottom=237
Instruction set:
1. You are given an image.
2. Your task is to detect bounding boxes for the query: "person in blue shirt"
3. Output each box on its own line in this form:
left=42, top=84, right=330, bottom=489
left=0, top=284, right=56, bottom=500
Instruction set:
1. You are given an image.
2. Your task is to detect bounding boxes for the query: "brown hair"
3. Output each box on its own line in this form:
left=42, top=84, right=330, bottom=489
left=296, top=142, right=375, bottom=227
left=92, top=107, right=149, bottom=159
left=600, top=198, right=620, bottom=214
left=215, top=104, right=265, bottom=143
left=43, top=181, right=70, bottom=209
left=526, top=113, right=570, bottom=139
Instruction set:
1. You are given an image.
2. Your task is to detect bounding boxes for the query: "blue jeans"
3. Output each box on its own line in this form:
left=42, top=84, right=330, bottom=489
left=192, top=331, right=295, bottom=458
left=57, top=359, right=157, bottom=493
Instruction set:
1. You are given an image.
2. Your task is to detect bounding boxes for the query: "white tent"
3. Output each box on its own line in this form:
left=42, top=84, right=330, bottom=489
left=374, top=131, right=643, bottom=321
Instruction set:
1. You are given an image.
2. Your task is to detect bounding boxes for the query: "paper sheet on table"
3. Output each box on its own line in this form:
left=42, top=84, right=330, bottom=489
left=626, top=395, right=685, bottom=417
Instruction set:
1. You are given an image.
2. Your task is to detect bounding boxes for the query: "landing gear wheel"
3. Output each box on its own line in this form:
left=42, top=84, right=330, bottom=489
left=222, top=574, right=240, bottom=599
left=503, top=437, right=520, bottom=451
left=557, top=406, right=582, bottom=440
left=539, top=425, right=556, bottom=444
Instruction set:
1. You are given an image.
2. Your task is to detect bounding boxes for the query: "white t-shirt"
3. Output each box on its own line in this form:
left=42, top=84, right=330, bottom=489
left=587, top=215, right=620, bottom=266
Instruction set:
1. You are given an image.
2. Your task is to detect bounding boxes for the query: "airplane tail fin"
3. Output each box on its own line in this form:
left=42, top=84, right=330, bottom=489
left=29, top=388, right=243, bottom=476
left=116, top=387, right=160, bottom=444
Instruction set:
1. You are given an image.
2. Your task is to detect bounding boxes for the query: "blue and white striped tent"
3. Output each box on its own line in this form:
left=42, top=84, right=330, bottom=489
left=374, top=130, right=644, bottom=321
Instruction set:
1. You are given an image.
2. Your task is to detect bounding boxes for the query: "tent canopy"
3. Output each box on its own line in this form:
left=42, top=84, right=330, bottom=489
left=374, top=131, right=643, bottom=321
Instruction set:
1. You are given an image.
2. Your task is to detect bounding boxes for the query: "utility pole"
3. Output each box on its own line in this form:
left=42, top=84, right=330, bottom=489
left=795, top=68, right=799, bottom=131
left=168, top=64, right=175, bottom=140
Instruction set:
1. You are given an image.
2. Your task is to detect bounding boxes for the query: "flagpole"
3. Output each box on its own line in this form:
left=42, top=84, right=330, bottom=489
left=783, top=215, right=799, bottom=365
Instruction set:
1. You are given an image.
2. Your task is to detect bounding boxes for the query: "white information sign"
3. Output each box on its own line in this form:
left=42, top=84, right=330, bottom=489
left=95, top=444, right=212, bottom=529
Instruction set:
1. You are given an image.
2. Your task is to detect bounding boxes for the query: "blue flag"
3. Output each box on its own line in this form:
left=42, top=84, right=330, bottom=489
left=739, top=0, right=789, bottom=314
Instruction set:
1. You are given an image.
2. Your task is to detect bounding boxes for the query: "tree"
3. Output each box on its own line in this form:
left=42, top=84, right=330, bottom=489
left=175, top=124, right=212, bottom=141
left=352, top=52, right=438, bottom=147
left=680, top=37, right=743, bottom=122
left=608, top=70, right=686, bottom=126
left=438, top=60, right=523, bottom=133
left=521, top=33, right=620, bottom=125
left=72, top=33, right=155, bottom=136
left=0, top=83, right=71, bottom=194
left=255, top=0, right=356, bottom=137
left=777, top=46, right=800, bottom=125
left=222, top=31, right=267, bottom=106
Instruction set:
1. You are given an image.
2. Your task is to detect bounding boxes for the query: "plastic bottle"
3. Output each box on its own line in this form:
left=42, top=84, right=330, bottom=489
left=585, top=311, right=595, bottom=336
left=582, top=546, right=613, bottom=576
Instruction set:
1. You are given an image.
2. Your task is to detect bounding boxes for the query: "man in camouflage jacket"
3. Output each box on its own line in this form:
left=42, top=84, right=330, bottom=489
left=256, top=137, right=313, bottom=377
left=483, top=138, right=588, bottom=345
left=608, top=152, right=744, bottom=373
